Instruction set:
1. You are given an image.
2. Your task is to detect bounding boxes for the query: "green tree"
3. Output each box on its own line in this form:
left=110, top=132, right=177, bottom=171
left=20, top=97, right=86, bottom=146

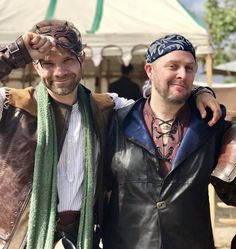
left=205, top=0, right=236, bottom=65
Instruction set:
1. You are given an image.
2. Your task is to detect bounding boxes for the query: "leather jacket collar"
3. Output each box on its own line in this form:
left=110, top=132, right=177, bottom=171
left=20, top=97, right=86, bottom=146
left=123, top=97, right=227, bottom=167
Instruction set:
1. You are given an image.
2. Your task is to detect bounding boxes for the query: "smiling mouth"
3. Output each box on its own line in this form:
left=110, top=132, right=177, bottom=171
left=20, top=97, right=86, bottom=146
left=55, top=78, right=71, bottom=82
left=170, top=84, right=189, bottom=93
left=172, top=84, right=186, bottom=87
left=54, top=78, right=71, bottom=83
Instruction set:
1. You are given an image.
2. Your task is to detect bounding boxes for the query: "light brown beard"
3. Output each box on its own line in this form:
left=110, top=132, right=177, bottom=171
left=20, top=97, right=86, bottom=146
left=155, top=79, right=191, bottom=104
left=166, top=92, right=190, bottom=104
left=155, top=86, right=190, bottom=104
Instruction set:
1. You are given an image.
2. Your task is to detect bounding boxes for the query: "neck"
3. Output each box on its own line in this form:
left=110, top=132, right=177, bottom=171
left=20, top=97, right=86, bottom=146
left=47, top=87, right=78, bottom=106
left=150, top=92, right=184, bottom=121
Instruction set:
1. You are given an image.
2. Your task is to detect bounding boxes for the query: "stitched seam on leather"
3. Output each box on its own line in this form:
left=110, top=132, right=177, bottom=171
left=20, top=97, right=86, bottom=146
left=3, top=88, right=10, bottom=110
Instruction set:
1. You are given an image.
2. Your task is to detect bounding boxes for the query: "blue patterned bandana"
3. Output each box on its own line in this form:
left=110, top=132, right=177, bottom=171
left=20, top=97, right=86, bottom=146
left=146, top=34, right=196, bottom=63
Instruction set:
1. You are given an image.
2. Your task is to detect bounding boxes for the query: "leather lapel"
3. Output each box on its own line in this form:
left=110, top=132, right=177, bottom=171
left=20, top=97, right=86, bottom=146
left=124, top=99, right=156, bottom=155
left=172, top=112, right=212, bottom=169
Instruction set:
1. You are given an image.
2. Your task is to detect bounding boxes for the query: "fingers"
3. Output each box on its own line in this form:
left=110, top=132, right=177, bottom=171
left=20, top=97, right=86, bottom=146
left=195, top=92, right=222, bottom=127
left=207, top=100, right=222, bottom=126
left=30, top=35, right=55, bottom=52
left=22, top=32, right=55, bottom=60
left=197, top=102, right=207, bottom=119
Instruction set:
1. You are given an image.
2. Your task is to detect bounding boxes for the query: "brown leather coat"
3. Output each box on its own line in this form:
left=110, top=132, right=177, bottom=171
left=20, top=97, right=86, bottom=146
left=0, top=87, right=114, bottom=249
left=0, top=37, right=114, bottom=249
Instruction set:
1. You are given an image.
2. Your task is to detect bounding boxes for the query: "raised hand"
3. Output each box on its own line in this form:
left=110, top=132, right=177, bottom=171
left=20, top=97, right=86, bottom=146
left=22, top=32, right=56, bottom=61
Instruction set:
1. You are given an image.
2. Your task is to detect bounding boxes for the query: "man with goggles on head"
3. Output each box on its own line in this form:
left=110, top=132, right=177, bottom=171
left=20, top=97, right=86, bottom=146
left=0, top=20, right=223, bottom=249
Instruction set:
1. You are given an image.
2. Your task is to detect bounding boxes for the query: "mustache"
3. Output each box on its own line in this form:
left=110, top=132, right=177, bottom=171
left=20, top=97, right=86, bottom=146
left=54, top=75, right=74, bottom=81
left=169, top=80, right=188, bottom=87
left=47, top=75, right=76, bottom=84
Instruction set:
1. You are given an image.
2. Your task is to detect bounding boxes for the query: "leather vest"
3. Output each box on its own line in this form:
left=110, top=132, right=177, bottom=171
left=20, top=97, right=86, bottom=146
left=0, top=86, right=114, bottom=249
left=104, top=99, right=231, bottom=249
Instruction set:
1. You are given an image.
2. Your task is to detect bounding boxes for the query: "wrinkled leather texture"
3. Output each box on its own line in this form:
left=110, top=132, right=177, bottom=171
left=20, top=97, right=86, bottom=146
left=211, top=125, right=236, bottom=206
left=104, top=99, right=231, bottom=249
left=0, top=89, right=37, bottom=248
left=90, top=92, right=114, bottom=229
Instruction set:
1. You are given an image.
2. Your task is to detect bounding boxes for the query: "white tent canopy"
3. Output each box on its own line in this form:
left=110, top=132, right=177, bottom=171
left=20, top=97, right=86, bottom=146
left=0, top=0, right=213, bottom=67
left=213, top=60, right=236, bottom=76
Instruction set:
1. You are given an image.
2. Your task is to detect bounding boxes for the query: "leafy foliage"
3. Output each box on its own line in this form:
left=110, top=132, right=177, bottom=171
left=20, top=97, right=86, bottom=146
left=205, top=0, right=236, bottom=65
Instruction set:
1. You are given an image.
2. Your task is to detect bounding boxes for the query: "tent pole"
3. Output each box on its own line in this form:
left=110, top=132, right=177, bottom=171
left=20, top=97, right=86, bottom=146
left=205, top=54, right=213, bottom=86
left=95, top=61, right=103, bottom=93
left=107, top=59, right=111, bottom=92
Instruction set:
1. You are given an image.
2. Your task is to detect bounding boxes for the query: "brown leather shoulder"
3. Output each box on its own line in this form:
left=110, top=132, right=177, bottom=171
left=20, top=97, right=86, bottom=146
left=8, top=87, right=37, bottom=116
left=91, top=93, right=115, bottom=111
left=212, top=125, right=236, bottom=183
left=211, top=125, right=236, bottom=206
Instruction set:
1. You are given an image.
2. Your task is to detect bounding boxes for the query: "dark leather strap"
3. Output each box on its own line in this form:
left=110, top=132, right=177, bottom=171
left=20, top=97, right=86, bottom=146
left=57, top=211, right=80, bottom=227
left=55, top=211, right=80, bottom=245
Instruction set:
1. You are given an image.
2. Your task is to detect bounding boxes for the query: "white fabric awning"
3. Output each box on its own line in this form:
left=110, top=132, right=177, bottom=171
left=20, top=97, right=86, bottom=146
left=0, top=0, right=213, bottom=66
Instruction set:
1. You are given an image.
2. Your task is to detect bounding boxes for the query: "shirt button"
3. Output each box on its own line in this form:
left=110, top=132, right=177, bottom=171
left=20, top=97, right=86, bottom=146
left=156, top=201, right=167, bottom=209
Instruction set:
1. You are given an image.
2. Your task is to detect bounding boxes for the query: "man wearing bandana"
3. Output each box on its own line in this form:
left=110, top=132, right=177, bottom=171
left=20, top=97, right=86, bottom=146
left=0, top=21, right=225, bottom=249
left=103, top=34, right=234, bottom=249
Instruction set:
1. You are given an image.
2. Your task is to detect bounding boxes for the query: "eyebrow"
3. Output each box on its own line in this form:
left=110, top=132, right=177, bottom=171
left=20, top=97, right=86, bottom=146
left=166, top=60, right=196, bottom=65
left=41, top=54, right=76, bottom=62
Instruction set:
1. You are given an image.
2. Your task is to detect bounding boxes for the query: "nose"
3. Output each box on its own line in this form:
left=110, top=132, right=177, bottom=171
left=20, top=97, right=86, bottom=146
left=176, top=67, right=187, bottom=80
left=53, top=64, right=68, bottom=76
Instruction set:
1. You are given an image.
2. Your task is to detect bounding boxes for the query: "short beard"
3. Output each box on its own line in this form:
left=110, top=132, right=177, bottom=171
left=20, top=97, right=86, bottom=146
left=43, top=76, right=80, bottom=96
left=155, top=84, right=191, bottom=105
left=166, top=93, right=190, bottom=104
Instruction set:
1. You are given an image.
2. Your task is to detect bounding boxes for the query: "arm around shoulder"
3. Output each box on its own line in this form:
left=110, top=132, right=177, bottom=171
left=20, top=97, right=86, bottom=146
left=192, top=86, right=221, bottom=126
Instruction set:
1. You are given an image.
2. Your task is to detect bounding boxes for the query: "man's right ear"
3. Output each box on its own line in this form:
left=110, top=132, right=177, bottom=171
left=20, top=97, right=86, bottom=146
left=32, top=61, right=41, bottom=74
left=144, top=63, right=153, bottom=80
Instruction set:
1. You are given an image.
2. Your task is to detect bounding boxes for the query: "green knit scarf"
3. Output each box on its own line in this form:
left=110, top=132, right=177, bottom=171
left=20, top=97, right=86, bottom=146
left=27, top=83, right=95, bottom=249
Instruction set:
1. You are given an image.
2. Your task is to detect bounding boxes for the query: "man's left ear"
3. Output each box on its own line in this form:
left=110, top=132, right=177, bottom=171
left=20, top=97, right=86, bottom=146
left=78, top=51, right=85, bottom=68
left=81, top=51, right=86, bottom=63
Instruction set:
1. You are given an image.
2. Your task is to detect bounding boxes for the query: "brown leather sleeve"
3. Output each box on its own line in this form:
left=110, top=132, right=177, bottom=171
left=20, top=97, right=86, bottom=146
left=0, top=36, right=32, bottom=79
left=211, top=125, right=236, bottom=206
